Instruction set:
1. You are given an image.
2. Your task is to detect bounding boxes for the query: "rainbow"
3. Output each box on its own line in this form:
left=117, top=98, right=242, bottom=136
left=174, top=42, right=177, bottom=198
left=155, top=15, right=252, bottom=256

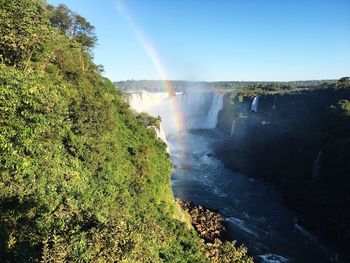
left=115, top=0, right=186, bottom=135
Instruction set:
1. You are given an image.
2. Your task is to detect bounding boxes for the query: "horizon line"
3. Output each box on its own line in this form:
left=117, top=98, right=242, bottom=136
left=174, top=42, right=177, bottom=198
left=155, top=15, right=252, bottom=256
left=112, top=78, right=342, bottom=83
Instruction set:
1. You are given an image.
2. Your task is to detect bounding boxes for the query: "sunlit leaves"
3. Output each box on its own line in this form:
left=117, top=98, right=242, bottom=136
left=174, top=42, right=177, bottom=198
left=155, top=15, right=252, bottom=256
left=0, top=0, right=252, bottom=262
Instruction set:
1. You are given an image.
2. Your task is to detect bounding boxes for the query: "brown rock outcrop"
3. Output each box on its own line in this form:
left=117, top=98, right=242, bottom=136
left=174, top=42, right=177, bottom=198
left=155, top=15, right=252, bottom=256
left=177, top=199, right=225, bottom=243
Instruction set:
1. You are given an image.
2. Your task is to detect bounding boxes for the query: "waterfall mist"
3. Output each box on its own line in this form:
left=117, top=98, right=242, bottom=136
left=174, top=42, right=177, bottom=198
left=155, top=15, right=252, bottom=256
left=127, top=91, right=224, bottom=136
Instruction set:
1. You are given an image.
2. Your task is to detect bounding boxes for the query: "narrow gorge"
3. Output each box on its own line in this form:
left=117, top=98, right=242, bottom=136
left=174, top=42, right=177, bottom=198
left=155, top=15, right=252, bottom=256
left=126, top=88, right=350, bottom=263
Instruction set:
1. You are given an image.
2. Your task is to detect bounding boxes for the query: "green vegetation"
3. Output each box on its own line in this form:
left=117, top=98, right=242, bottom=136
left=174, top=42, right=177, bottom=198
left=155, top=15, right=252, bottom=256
left=0, top=1, right=252, bottom=262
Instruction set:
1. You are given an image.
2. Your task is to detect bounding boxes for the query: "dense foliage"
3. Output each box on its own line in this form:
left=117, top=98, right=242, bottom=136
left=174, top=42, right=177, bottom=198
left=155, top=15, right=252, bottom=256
left=0, top=1, right=253, bottom=262
left=48, top=4, right=97, bottom=50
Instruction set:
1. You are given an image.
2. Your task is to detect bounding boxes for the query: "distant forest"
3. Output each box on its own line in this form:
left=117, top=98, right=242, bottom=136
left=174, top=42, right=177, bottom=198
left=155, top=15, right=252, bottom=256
left=114, top=79, right=340, bottom=93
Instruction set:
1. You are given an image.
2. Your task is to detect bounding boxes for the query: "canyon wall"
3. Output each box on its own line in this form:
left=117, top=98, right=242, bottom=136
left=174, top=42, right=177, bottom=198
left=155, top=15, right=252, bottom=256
left=215, top=88, right=350, bottom=251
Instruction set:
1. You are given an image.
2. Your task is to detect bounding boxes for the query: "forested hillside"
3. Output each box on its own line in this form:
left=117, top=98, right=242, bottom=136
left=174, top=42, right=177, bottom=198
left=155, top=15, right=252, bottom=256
left=0, top=0, right=252, bottom=262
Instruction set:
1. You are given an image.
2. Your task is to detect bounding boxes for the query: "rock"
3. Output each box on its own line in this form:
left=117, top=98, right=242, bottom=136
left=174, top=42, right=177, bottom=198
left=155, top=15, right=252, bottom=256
left=177, top=199, right=226, bottom=243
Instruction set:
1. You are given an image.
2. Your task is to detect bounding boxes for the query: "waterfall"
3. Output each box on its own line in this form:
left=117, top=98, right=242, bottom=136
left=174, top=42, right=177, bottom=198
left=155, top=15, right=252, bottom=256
left=230, top=120, right=236, bottom=137
left=127, top=91, right=177, bottom=133
left=178, top=92, right=212, bottom=129
left=205, top=93, right=224, bottom=129
left=148, top=125, right=169, bottom=152
left=128, top=91, right=169, bottom=113
left=156, top=125, right=167, bottom=143
left=272, top=95, right=277, bottom=110
left=251, top=95, right=260, bottom=112
left=312, top=151, right=322, bottom=180
left=127, top=91, right=223, bottom=135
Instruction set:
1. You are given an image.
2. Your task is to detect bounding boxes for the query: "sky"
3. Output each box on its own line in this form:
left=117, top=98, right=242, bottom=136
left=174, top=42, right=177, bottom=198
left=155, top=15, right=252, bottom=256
left=47, top=0, right=350, bottom=81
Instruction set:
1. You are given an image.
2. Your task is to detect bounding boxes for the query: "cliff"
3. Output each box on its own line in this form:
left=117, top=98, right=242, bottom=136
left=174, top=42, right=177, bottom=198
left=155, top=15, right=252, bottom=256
left=215, top=87, right=350, bottom=254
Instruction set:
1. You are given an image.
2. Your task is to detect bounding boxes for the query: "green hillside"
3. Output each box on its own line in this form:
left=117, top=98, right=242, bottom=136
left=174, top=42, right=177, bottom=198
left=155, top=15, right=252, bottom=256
left=0, top=1, right=252, bottom=262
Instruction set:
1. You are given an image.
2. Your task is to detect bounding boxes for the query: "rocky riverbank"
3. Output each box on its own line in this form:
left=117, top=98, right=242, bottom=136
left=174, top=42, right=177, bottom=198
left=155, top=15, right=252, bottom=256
left=177, top=199, right=225, bottom=242
left=177, top=199, right=253, bottom=262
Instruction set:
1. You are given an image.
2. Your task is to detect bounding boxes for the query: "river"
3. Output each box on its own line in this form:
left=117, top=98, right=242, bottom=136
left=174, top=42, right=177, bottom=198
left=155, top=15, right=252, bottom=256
left=170, top=129, right=338, bottom=263
left=128, top=91, right=341, bottom=263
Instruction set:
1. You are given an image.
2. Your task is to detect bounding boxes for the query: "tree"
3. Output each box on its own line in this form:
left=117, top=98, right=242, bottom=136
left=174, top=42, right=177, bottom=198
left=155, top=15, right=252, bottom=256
left=49, top=4, right=97, bottom=49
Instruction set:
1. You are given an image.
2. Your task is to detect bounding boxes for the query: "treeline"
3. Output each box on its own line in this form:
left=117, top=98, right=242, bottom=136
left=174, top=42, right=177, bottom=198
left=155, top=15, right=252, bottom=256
left=0, top=0, right=252, bottom=262
left=115, top=79, right=338, bottom=93
left=115, top=80, right=210, bottom=92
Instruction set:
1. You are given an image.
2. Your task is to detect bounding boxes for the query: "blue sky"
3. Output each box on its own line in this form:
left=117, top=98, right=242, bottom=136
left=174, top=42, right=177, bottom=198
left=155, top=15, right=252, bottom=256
left=47, top=0, right=350, bottom=81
